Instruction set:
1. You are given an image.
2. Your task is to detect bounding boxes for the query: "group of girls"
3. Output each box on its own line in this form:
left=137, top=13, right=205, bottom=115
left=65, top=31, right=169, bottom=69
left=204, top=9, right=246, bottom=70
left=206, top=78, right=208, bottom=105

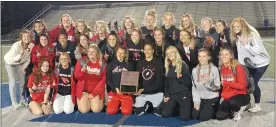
left=4, top=9, right=270, bottom=122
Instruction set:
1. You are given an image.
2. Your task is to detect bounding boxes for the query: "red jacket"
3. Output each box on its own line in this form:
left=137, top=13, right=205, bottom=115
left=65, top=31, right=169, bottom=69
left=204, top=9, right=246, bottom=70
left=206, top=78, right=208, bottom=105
left=118, top=29, right=127, bottom=47
left=74, top=57, right=107, bottom=100
left=49, top=24, right=75, bottom=45
left=221, top=64, right=247, bottom=100
left=52, top=66, right=76, bottom=104
left=31, top=44, right=55, bottom=68
left=27, top=73, right=57, bottom=103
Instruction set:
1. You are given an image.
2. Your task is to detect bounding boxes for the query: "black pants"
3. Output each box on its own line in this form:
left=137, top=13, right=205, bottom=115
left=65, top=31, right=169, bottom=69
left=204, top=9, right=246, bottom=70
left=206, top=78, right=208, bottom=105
left=162, top=91, right=192, bottom=121
left=216, top=94, right=250, bottom=120
left=192, top=97, right=219, bottom=121
left=248, top=65, right=268, bottom=103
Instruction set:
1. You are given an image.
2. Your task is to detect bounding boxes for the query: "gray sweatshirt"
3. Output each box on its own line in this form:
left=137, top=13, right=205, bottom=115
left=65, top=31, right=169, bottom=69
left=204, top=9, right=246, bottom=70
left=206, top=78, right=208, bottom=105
left=236, top=32, right=270, bottom=68
left=192, top=64, right=221, bottom=106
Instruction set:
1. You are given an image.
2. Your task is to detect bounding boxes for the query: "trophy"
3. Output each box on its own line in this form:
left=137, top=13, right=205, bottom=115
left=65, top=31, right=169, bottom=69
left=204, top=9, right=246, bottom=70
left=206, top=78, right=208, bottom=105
left=120, top=71, right=139, bottom=93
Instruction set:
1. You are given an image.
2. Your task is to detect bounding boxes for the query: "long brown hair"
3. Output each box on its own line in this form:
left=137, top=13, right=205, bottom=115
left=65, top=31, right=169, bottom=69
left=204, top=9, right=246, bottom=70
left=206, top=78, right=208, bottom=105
left=196, top=48, right=212, bottom=82
left=180, top=13, right=196, bottom=33
left=154, top=27, right=165, bottom=56
left=33, top=57, right=54, bottom=85
left=32, top=19, right=48, bottom=33
left=179, top=29, right=196, bottom=50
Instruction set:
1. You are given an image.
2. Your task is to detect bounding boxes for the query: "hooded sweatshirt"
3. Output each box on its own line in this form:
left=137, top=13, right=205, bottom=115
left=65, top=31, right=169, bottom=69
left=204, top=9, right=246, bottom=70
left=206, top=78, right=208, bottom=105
left=236, top=32, right=270, bottom=68
left=126, top=39, right=144, bottom=66
left=100, top=43, right=116, bottom=63
left=106, top=58, right=134, bottom=92
left=164, top=61, right=192, bottom=97
left=162, top=25, right=180, bottom=46
left=4, top=41, right=34, bottom=70
left=140, top=26, right=155, bottom=42
left=31, top=44, right=55, bottom=67
left=191, top=64, right=221, bottom=106
left=136, top=58, right=164, bottom=94
left=176, top=41, right=198, bottom=72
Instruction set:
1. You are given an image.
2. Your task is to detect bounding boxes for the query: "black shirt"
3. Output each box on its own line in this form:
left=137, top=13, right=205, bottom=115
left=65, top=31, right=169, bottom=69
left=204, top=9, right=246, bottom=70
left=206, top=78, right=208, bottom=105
left=57, top=66, right=72, bottom=96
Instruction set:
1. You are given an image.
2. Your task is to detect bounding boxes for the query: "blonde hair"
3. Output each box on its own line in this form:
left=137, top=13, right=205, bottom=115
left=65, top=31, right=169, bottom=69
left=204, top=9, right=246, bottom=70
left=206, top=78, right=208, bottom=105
left=94, top=20, right=110, bottom=34
left=230, top=17, right=260, bottom=43
left=162, top=12, right=175, bottom=25
left=59, top=52, right=71, bottom=65
left=144, top=9, right=157, bottom=27
left=60, top=14, right=74, bottom=26
left=220, top=47, right=239, bottom=68
left=165, top=46, right=183, bottom=75
left=122, top=16, right=135, bottom=30
left=19, top=29, right=33, bottom=49
left=88, top=44, right=103, bottom=66
left=180, top=13, right=196, bottom=33
left=201, top=17, right=213, bottom=25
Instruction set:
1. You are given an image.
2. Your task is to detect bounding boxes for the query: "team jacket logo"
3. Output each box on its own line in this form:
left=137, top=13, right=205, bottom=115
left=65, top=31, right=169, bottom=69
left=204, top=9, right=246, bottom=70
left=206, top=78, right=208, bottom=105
left=86, top=66, right=100, bottom=75
left=142, top=67, right=154, bottom=80
left=112, top=66, right=128, bottom=73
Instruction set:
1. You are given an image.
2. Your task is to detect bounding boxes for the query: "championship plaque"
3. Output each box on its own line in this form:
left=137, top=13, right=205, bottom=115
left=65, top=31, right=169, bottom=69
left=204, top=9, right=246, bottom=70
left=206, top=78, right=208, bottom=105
left=120, top=71, right=139, bottom=94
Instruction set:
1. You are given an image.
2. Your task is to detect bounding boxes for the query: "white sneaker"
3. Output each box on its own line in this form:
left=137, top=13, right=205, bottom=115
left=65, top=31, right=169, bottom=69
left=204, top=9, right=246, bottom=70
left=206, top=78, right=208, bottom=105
left=249, top=104, right=261, bottom=112
left=12, top=103, right=23, bottom=110
left=233, top=106, right=246, bottom=121
left=19, top=100, right=28, bottom=107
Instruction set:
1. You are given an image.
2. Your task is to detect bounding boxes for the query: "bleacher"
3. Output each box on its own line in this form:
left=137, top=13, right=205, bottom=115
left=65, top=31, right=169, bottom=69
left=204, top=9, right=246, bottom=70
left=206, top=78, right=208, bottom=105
left=2, top=1, right=275, bottom=41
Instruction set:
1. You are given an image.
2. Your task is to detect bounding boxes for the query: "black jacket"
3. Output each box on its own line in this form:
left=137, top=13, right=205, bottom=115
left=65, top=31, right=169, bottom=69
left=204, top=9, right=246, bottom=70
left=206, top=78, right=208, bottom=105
left=126, top=39, right=144, bottom=67
left=56, top=40, right=76, bottom=65
left=106, top=58, right=134, bottom=92
left=100, top=43, right=116, bottom=63
left=175, top=41, right=198, bottom=73
left=164, top=61, right=192, bottom=97
left=136, top=58, right=164, bottom=94
left=196, top=27, right=219, bottom=49
left=140, top=26, right=155, bottom=43
left=154, top=42, right=169, bottom=62
left=161, top=25, right=180, bottom=46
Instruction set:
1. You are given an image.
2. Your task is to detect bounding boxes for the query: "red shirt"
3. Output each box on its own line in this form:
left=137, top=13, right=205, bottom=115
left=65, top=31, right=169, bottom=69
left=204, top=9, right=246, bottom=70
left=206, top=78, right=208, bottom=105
left=31, top=44, right=55, bottom=67
left=220, top=64, right=247, bottom=100
left=27, top=74, right=56, bottom=103
left=74, top=57, right=106, bottom=100
left=49, top=25, right=75, bottom=45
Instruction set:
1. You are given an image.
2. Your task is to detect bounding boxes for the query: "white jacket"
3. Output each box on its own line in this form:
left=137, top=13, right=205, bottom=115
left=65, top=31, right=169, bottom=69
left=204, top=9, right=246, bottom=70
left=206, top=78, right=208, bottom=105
left=4, top=41, right=34, bottom=69
left=236, top=32, right=270, bottom=68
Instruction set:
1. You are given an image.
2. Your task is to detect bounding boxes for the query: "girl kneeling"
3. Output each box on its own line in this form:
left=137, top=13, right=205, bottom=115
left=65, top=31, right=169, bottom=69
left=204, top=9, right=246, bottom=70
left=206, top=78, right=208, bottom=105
left=74, top=44, right=106, bottom=113
left=27, top=59, right=56, bottom=116
left=191, top=48, right=221, bottom=121
left=53, top=53, right=76, bottom=114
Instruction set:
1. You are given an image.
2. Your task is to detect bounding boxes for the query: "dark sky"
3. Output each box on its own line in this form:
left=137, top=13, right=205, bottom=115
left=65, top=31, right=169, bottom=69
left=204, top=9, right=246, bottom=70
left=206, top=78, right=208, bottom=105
left=1, top=1, right=120, bottom=35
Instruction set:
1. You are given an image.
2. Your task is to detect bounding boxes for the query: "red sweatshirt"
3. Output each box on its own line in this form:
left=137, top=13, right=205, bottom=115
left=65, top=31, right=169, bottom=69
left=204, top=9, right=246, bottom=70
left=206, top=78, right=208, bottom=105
left=27, top=73, right=56, bottom=103
left=220, top=64, right=247, bottom=100
left=31, top=44, right=55, bottom=68
left=74, top=57, right=107, bottom=100
left=49, top=24, right=75, bottom=45
left=52, top=67, right=76, bottom=104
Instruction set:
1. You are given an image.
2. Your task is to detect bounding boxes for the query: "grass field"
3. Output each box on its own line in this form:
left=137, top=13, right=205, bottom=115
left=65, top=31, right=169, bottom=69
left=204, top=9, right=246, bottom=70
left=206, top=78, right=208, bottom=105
left=1, top=37, right=275, bottom=83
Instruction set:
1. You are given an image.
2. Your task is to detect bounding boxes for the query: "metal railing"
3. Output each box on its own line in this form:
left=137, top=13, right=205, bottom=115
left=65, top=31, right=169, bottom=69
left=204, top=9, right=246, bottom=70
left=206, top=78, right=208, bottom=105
left=22, top=4, right=52, bottom=29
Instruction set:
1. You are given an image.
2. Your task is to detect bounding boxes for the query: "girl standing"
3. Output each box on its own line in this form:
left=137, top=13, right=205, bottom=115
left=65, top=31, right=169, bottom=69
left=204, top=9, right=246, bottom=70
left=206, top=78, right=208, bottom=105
left=140, top=9, right=157, bottom=42
left=101, top=31, right=120, bottom=63
left=118, top=16, right=135, bottom=46
left=90, top=20, right=109, bottom=49
left=126, top=29, right=144, bottom=67
left=161, top=12, right=179, bottom=46
left=74, top=34, right=90, bottom=60
left=4, top=30, right=35, bottom=110
left=230, top=18, right=270, bottom=113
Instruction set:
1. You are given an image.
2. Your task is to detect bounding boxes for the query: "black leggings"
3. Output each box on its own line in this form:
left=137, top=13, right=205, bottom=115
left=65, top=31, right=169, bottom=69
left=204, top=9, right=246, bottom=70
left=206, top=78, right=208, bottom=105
left=162, top=91, right=192, bottom=121
left=216, top=94, right=250, bottom=120
left=192, top=97, right=219, bottom=121
left=248, top=65, right=269, bottom=103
